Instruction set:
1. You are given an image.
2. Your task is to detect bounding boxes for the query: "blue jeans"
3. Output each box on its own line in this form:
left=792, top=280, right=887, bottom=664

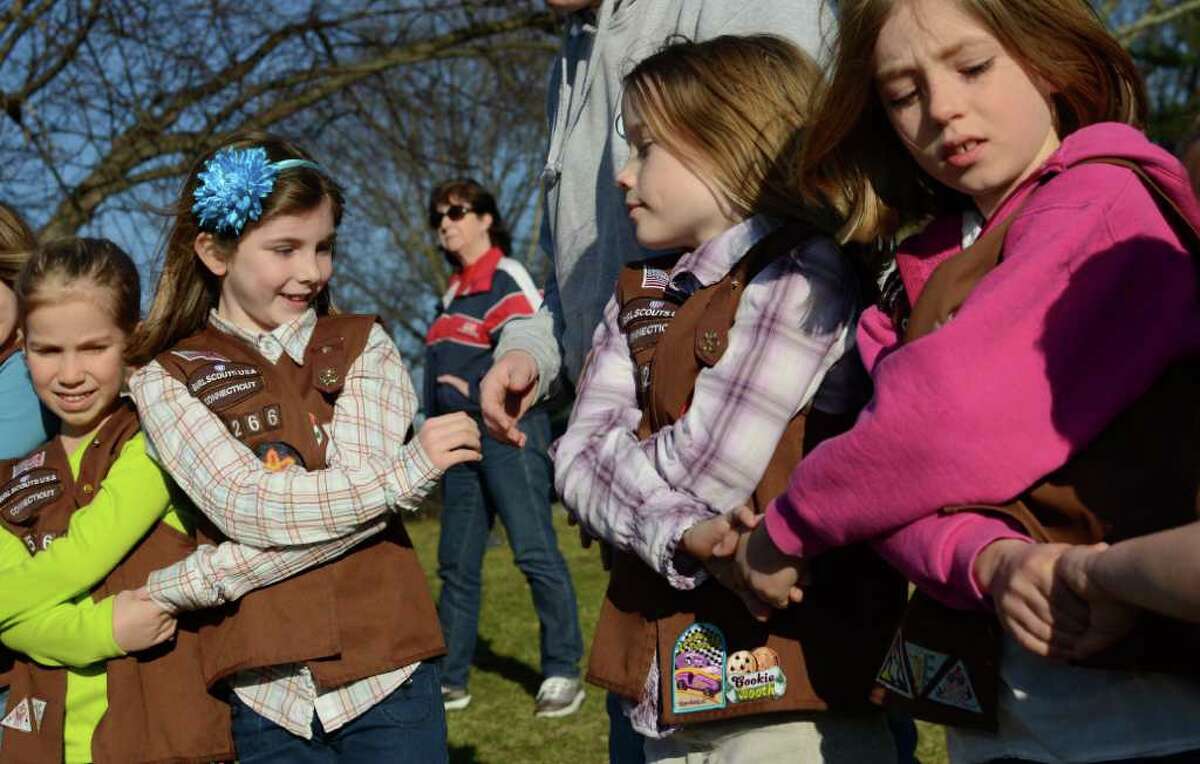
left=229, top=662, right=447, bottom=763
left=607, top=691, right=646, bottom=764
left=436, top=411, right=583, bottom=689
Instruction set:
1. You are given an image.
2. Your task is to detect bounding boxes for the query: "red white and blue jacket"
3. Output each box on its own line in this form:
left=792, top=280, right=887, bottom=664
left=423, top=246, right=542, bottom=416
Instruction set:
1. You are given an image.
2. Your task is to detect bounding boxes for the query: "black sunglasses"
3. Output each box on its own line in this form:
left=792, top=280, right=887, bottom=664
left=429, top=204, right=474, bottom=228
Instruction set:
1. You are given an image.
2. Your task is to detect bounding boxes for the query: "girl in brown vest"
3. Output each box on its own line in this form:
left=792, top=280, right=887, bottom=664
left=722, top=1, right=1200, bottom=761
left=0, top=237, right=233, bottom=763
left=552, top=35, right=908, bottom=762
left=0, top=200, right=47, bottom=754
left=125, top=133, right=480, bottom=762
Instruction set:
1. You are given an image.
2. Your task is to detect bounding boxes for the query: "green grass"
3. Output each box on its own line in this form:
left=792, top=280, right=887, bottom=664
left=407, top=508, right=949, bottom=763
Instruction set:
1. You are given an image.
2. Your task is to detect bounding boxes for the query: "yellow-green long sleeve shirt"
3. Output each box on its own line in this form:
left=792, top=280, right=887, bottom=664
left=0, top=431, right=190, bottom=763
left=0, top=431, right=177, bottom=630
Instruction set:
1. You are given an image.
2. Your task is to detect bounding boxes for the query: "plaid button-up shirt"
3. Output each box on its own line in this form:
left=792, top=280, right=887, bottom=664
left=130, top=309, right=441, bottom=738
left=551, top=217, right=863, bottom=736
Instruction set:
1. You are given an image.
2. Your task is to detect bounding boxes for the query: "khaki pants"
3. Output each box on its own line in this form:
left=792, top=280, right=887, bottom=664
left=643, top=711, right=896, bottom=763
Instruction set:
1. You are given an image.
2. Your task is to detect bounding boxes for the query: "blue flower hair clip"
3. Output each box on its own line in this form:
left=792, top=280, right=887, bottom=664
left=191, top=146, right=324, bottom=235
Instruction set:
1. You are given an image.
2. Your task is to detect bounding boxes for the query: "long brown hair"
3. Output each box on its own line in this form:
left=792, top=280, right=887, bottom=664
left=623, top=35, right=839, bottom=231
left=0, top=201, right=37, bottom=289
left=129, top=132, right=344, bottom=364
left=803, top=0, right=1147, bottom=243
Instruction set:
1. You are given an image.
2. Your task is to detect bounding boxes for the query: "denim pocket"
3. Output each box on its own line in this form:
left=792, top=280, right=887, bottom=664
left=377, top=664, right=437, bottom=727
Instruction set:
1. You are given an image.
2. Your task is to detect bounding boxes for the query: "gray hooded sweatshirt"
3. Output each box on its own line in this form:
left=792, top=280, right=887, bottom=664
left=494, top=0, right=832, bottom=397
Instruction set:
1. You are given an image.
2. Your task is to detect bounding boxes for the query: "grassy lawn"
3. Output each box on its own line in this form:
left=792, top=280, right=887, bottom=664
left=407, top=508, right=949, bottom=763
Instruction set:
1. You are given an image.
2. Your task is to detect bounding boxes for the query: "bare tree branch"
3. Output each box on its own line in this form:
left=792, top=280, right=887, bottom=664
left=36, top=5, right=556, bottom=238
left=1117, top=0, right=1200, bottom=43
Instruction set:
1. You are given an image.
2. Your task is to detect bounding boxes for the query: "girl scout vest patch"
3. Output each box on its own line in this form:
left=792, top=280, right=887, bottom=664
left=725, top=645, right=787, bottom=706
left=669, top=622, right=790, bottom=715
left=671, top=623, right=727, bottom=715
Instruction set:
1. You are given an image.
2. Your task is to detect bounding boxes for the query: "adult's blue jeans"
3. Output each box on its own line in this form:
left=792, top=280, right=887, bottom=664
left=229, top=661, right=447, bottom=763
left=436, top=410, right=583, bottom=690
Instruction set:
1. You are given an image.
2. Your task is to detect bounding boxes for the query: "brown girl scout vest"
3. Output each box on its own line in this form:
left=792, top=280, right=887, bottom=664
left=586, top=223, right=908, bottom=727
left=0, top=400, right=234, bottom=764
left=871, top=158, right=1200, bottom=731
left=153, top=314, right=444, bottom=691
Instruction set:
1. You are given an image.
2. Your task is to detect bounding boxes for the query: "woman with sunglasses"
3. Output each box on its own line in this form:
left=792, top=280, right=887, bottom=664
left=423, top=178, right=586, bottom=718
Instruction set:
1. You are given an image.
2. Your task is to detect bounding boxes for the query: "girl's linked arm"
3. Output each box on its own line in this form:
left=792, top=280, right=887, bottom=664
left=765, top=168, right=1200, bottom=558
left=553, top=239, right=855, bottom=587
left=858, top=299, right=1036, bottom=609
left=130, top=324, right=440, bottom=547
left=1, top=594, right=124, bottom=668
left=1060, top=521, right=1200, bottom=622
left=145, top=518, right=386, bottom=613
left=0, top=433, right=169, bottom=630
left=871, top=513, right=1031, bottom=609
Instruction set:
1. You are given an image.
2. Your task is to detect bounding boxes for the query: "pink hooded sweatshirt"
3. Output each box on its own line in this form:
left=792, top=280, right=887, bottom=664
left=764, top=123, right=1200, bottom=608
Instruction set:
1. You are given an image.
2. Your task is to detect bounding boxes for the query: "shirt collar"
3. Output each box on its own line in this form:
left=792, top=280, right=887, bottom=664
left=448, top=246, right=504, bottom=298
left=206, top=307, right=317, bottom=365
left=671, top=215, right=778, bottom=288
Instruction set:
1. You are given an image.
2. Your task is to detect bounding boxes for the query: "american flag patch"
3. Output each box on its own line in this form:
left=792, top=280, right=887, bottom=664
left=11, top=451, right=45, bottom=478
left=172, top=350, right=230, bottom=363
left=641, top=267, right=670, bottom=290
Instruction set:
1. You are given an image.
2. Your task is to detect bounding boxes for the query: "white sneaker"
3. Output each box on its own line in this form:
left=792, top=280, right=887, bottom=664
left=534, top=676, right=585, bottom=718
left=442, top=685, right=471, bottom=711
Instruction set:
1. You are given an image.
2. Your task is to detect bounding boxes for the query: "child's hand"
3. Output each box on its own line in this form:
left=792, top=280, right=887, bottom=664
left=113, top=588, right=177, bottom=653
left=705, top=555, right=774, bottom=621
left=679, top=513, right=741, bottom=561
left=974, top=539, right=1089, bottom=659
left=689, top=507, right=806, bottom=621
left=732, top=520, right=808, bottom=615
left=418, top=412, right=482, bottom=470
left=1055, top=543, right=1138, bottom=659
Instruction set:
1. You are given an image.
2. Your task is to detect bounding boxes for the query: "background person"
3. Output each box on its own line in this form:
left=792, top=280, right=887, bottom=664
left=424, top=179, right=585, bottom=718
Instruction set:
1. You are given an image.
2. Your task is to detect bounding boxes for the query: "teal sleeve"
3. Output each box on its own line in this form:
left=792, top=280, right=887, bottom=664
left=0, top=433, right=170, bottom=629
left=1, top=595, right=122, bottom=668
left=0, top=352, right=51, bottom=460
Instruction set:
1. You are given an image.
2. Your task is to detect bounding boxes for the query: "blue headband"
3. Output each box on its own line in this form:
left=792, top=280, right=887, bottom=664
left=191, top=147, right=327, bottom=235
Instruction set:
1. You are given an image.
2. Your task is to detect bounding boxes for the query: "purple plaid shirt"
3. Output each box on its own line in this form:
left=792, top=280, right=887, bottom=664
left=551, top=216, right=862, bottom=736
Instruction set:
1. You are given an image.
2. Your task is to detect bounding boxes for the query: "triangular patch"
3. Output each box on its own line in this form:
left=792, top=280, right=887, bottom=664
left=875, top=634, right=913, bottom=698
left=904, top=641, right=949, bottom=695
left=928, top=659, right=982, bottom=713
left=1, top=698, right=32, bottom=732
left=30, top=698, right=46, bottom=731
